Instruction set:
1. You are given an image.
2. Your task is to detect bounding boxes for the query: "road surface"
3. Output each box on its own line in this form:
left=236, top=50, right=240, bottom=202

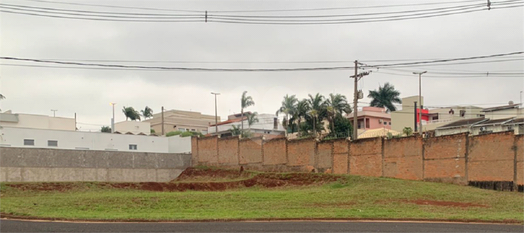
left=1, top=219, right=522, bottom=232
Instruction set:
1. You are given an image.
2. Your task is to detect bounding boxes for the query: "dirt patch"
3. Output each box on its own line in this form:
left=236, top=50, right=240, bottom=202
left=404, top=199, right=489, bottom=208
left=5, top=183, right=77, bottom=192
left=4, top=167, right=343, bottom=193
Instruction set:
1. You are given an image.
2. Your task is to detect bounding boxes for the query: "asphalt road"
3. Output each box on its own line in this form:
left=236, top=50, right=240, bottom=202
left=1, top=219, right=523, bottom=232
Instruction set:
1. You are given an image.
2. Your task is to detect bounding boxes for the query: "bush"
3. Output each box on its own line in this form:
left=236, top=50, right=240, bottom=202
left=180, top=131, right=194, bottom=137
left=166, top=131, right=183, bottom=137
left=150, top=129, right=156, bottom=134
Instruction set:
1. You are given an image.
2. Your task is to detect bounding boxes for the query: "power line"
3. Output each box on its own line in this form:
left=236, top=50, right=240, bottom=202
left=2, top=0, right=522, bottom=24
left=1, top=51, right=522, bottom=72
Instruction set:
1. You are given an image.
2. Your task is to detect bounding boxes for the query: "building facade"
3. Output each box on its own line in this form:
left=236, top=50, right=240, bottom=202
left=347, top=106, right=392, bottom=131
left=114, top=121, right=151, bottom=135
left=0, top=111, right=76, bottom=131
left=144, top=109, right=218, bottom=135
left=208, top=113, right=285, bottom=139
left=0, top=126, right=191, bottom=153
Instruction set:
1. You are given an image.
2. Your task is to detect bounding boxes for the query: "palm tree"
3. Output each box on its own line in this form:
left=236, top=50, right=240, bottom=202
left=307, top=93, right=325, bottom=138
left=368, top=82, right=402, bottom=112
left=122, top=106, right=141, bottom=121
left=247, top=112, right=259, bottom=131
left=325, top=93, right=352, bottom=135
left=0, top=94, right=5, bottom=99
left=276, top=94, right=297, bottom=135
left=403, top=127, right=413, bottom=136
left=240, top=91, right=255, bottom=136
left=294, top=99, right=310, bottom=136
left=141, top=106, right=153, bottom=119
left=230, top=125, right=241, bottom=136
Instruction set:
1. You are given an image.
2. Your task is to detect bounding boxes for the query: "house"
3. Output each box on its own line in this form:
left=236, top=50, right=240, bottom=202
left=435, top=103, right=523, bottom=136
left=144, top=109, right=218, bottom=135
left=208, top=113, right=285, bottom=139
left=358, top=128, right=401, bottom=139
left=391, top=96, right=483, bottom=133
left=347, top=106, right=391, bottom=131
left=0, top=111, right=76, bottom=131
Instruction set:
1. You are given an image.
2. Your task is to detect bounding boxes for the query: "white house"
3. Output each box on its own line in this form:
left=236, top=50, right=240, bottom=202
left=0, top=111, right=76, bottom=131
left=114, top=121, right=151, bottom=135
left=207, top=113, right=285, bottom=138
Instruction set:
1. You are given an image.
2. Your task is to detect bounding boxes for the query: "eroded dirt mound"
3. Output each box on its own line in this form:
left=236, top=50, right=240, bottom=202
left=4, top=167, right=343, bottom=192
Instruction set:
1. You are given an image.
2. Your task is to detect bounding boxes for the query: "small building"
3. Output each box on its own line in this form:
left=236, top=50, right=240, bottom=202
left=208, top=113, right=285, bottom=139
left=114, top=121, right=151, bottom=135
left=144, top=109, right=218, bottom=135
left=481, top=103, right=521, bottom=120
left=0, top=111, right=76, bottom=131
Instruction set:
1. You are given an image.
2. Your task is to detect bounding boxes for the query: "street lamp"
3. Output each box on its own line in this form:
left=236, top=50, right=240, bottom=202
left=110, top=102, right=116, bottom=133
left=413, top=71, right=427, bottom=133
left=211, top=92, right=220, bottom=135
left=51, top=109, right=57, bottom=117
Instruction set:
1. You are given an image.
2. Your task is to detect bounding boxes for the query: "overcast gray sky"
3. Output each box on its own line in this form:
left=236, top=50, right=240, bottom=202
left=1, top=0, right=523, bottom=131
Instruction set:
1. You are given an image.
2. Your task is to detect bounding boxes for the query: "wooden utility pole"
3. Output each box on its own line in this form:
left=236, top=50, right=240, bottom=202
left=161, top=106, right=165, bottom=135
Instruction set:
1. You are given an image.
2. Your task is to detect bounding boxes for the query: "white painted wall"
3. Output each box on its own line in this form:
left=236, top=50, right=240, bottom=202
left=0, top=126, right=190, bottom=153
left=115, top=121, right=151, bottom=134
left=208, top=114, right=284, bottom=134
left=484, top=108, right=520, bottom=120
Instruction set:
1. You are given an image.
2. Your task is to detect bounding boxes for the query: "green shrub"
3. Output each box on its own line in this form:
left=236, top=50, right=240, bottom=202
left=180, top=131, right=194, bottom=137
left=166, top=131, right=183, bottom=137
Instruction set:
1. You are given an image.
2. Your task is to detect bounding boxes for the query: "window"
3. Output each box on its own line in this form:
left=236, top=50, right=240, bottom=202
left=47, top=140, right=58, bottom=147
left=129, top=144, right=137, bottom=150
left=178, top=128, right=186, bottom=132
left=365, top=119, right=370, bottom=128
left=460, top=110, right=466, bottom=117
left=388, top=122, right=391, bottom=125
left=24, top=139, right=34, bottom=146
left=191, top=129, right=196, bottom=132
left=383, top=122, right=387, bottom=125
left=201, top=130, right=208, bottom=134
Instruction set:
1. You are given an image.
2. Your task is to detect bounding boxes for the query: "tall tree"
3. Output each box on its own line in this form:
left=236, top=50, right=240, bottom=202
left=101, top=126, right=111, bottom=133
left=325, top=93, right=352, bottom=135
left=276, top=94, right=298, bottom=135
left=240, top=91, right=255, bottom=136
left=247, top=112, right=259, bottom=131
left=141, top=106, right=153, bottom=119
left=368, top=82, right=402, bottom=112
left=307, top=93, right=326, bottom=138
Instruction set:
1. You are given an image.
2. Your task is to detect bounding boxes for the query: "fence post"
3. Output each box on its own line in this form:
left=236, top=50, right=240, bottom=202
left=465, top=134, right=470, bottom=185
left=347, top=139, right=351, bottom=174
left=381, top=137, right=385, bottom=177
left=421, top=136, right=425, bottom=180
left=513, top=136, right=518, bottom=192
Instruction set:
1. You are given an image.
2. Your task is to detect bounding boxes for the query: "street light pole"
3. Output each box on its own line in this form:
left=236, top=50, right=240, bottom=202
left=413, top=71, right=427, bottom=133
left=211, top=92, right=220, bottom=135
left=51, top=109, right=57, bottom=117
left=110, top=103, right=116, bottom=133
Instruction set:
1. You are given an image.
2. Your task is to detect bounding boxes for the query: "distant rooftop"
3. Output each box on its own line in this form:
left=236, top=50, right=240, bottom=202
left=482, top=104, right=520, bottom=112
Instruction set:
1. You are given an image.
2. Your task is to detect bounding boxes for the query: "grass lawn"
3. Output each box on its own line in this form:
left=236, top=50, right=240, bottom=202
left=1, top=171, right=523, bottom=222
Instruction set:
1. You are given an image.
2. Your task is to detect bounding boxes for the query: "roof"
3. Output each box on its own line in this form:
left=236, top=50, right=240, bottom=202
left=347, top=110, right=391, bottom=119
left=358, top=128, right=401, bottom=139
left=506, top=118, right=524, bottom=124
left=481, top=104, right=520, bottom=112
left=209, top=117, right=245, bottom=127
left=474, top=117, right=514, bottom=126
left=438, top=117, right=486, bottom=129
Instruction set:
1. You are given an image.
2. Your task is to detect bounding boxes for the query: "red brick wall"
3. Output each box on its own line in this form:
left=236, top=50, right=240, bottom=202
left=350, top=137, right=383, bottom=177
left=217, top=137, right=239, bottom=165
left=287, top=139, right=316, bottom=168
left=317, top=141, right=333, bottom=171
left=383, top=136, right=423, bottom=180
left=197, top=136, right=218, bottom=164
left=424, top=133, right=467, bottom=184
left=191, top=136, right=199, bottom=165
left=239, top=137, right=263, bottom=165
left=332, top=139, right=349, bottom=174
left=516, top=135, right=523, bottom=185
left=263, top=138, right=287, bottom=165
left=468, top=132, right=514, bottom=182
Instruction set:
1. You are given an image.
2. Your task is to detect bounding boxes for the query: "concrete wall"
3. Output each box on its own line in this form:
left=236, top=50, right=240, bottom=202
left=193, top=132, right=522, bottom=190
left=0, top=126, right=191, bottom=154
left=0, top=147, right=191, bottom=182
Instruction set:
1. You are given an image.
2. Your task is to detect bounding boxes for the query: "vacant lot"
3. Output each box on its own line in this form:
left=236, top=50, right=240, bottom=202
left=1, top=167, right=523, bottom=222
